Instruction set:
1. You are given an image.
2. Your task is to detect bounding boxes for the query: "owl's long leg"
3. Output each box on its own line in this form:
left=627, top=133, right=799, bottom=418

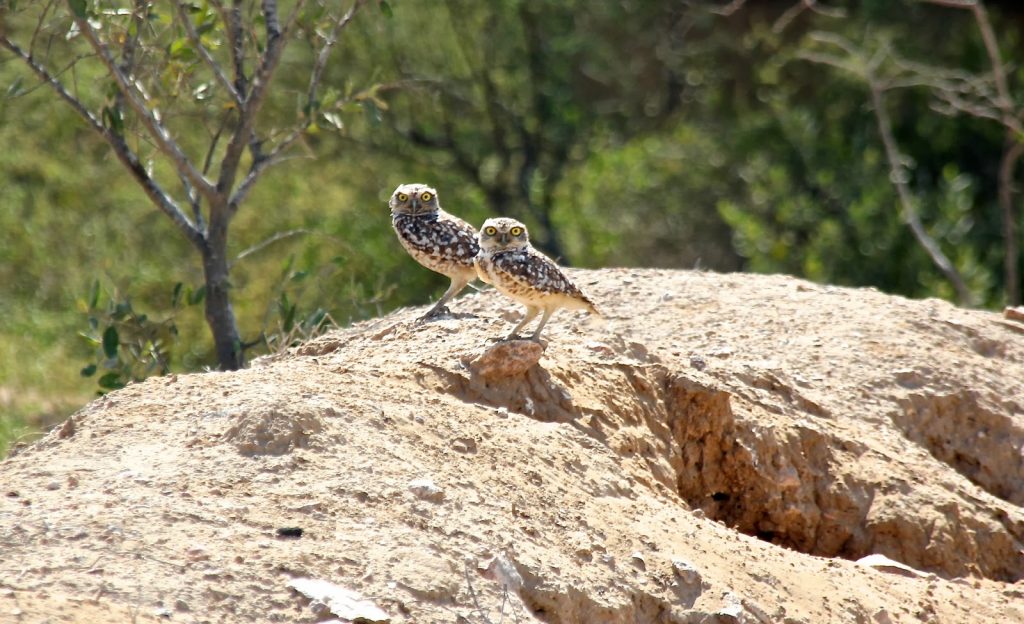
left=421, top=276, right=470, bottom=319
left=507, top=306, right=540, bottom=339
left=529, top=307, right=555, bottom=341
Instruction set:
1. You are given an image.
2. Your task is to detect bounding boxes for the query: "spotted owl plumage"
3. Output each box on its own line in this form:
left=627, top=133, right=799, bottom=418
left=475, top=217, right=599, bottom=340
left=389, top=183, right=479, bottom=318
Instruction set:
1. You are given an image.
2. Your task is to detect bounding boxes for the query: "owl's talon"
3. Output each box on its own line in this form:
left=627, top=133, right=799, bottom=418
left=477, top=217, right=599, bottom=348
left=417, top=306, right=450, bottom=322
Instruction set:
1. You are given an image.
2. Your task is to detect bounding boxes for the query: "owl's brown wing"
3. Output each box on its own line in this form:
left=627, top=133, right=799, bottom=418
left=490, top=249, right=586, bottom=298
left=392, top=210, right=479, bottom=269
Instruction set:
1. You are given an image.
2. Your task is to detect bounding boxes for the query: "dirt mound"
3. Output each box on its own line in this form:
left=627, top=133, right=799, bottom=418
left=2, top=269, right=1023, bottom=623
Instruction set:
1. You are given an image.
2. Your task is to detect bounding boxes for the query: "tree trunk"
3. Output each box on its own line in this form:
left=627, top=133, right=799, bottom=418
left=201, top=217, right=244, bottom=370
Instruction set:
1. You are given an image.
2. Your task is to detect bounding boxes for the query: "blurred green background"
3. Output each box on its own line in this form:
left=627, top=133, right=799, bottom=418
left=2, top=0, right=1022, bottom=454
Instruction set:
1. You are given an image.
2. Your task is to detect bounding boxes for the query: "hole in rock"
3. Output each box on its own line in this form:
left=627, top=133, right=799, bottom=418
left=426, top=356, right=1024, bottom=582
left=665, top=377, right=1024, bottom=582
left=893, top=391, right=1024, bottom=507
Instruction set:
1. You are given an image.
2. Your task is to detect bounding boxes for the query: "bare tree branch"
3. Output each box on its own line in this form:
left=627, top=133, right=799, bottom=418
left=226, top=132, right=305, bottom=211
left=919, top=0, right=976, bottom=8
left=208, top=0, right=248, bottom=96
left=919, top=0, right=1021, bottom=303
left=773, top=1, right=846, bottom=33
left=867, top=80, right=973, bottom=305
left=29, top=0, right=60, bottom=56
left=216, top=0, right=306, bottom=203
left=710, top=0, right=747, bottom=17
left=307, top=0, right=364, bottom=112
left=228, top=0, right=365, bottom=212
left=120, top=0, right=146, bottom=76
left=0, top=35, right=204, bottom=249
left=234, top=228, right=311, bottom=264
left=801, top=34, right=974, bottom=304
left=174, top=0, right=243, bottom=106
left=71, top=12, right=217, bottom=203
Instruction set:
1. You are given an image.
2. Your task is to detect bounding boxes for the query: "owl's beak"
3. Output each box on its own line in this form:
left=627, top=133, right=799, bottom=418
left=498, top=233, right=509, bottom=244
left=410, top=198, right=421, bottom=213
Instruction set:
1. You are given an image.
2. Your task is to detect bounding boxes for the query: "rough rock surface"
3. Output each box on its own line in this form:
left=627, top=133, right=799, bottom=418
left=2, top=268, right=1024, bottom=623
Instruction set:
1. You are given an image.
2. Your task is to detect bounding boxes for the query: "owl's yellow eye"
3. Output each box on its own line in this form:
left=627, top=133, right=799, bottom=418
left=397, top=192, right=409, bottom=202
left=510, top=226, right=523, bottom=236
left=419, top=192, right=433, bottom=202
left=484, top=226, right=497, bottom=236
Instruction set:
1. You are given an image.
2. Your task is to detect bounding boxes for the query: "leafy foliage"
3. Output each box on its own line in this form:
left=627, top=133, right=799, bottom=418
left=77, top=281, right=199, bottom=394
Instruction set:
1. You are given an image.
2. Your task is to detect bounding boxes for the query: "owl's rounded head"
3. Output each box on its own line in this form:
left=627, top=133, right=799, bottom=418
left=478, top=217, right=530, bottom=252
left=389, top=183, right=440, bottom=216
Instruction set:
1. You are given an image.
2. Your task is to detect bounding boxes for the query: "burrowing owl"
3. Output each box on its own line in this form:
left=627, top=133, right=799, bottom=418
left=475, top=217, right=600, bottom=341
left=390, top=183, right=479, bottom=319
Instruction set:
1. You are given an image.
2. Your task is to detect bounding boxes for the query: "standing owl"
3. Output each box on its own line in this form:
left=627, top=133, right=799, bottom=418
left=475, top=217, right=600, bottom=341
left=390, top=183, right=479, bottom=319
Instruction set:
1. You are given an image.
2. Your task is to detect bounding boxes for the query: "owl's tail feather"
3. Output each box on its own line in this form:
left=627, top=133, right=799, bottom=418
left=580, top=293, right=601, bottom=317
left=581, top=298, right=608, bottom=330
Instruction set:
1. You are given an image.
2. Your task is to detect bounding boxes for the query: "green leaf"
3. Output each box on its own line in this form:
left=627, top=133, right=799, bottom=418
left=282, top=254, right=295, bottom=273
left=80, top=364, right=97, bottom=377
left=279, top=293, right=296, bottom=332
left=98, top=372, right=124, bottom=390
left=188, top=285, right=206, bottom=305
left=322, top=111, right=344, bottom=131
left=102, top=326, right=119, bottom=359
left=379, top=0, right=393, bottom=18
left=6, top=76, right=25, bottom=98
left=169, top=38, right=195, bottom=61
left=306, top=308, right=327, bottom=329
left=88, top=279, right=100, bottom=309
left=69, top=0, right=88, bottom=18
left=362, top=99, right=381, bottom=126
left=102, top=105, right=124, bottom=135
left=171, top=282, right=184, bottom=307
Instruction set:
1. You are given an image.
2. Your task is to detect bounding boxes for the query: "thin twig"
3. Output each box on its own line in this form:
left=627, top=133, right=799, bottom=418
left=463, top=560, right=495, bottom=624
left=800, top=34, right=974, bottom=304
left=306, top=0, right=365, bottom=113
left=208, top=0, right=248, bottom=96
left=920, top=0, right=1021, bottom=303
left=215, top=0, right=307, bottom=201
left=72, top=14, right=217, bottom=203
left=710, top=0, right=747, bottom=17
left=229, top=0, right=365, bottom=211
left=0, top=35, right=205, bottom=249
left=234, top=228, right=311, bottom=263
left=174, top=0, right=243, bottom=105
left=29, top=0, right=59, bottom=56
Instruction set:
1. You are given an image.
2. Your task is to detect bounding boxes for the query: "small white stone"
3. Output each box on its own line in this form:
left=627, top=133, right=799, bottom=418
left=408, top=477, right=444, bottom=502
left=629, top=552, right=646, bottom=571
left=671, top=558, right=702, bottom=586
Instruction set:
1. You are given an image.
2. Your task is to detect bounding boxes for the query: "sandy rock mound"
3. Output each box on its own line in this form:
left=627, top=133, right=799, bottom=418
left=222, top=400, right=329, bottom=456
left=2, top=268, right=1024, bottom=623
